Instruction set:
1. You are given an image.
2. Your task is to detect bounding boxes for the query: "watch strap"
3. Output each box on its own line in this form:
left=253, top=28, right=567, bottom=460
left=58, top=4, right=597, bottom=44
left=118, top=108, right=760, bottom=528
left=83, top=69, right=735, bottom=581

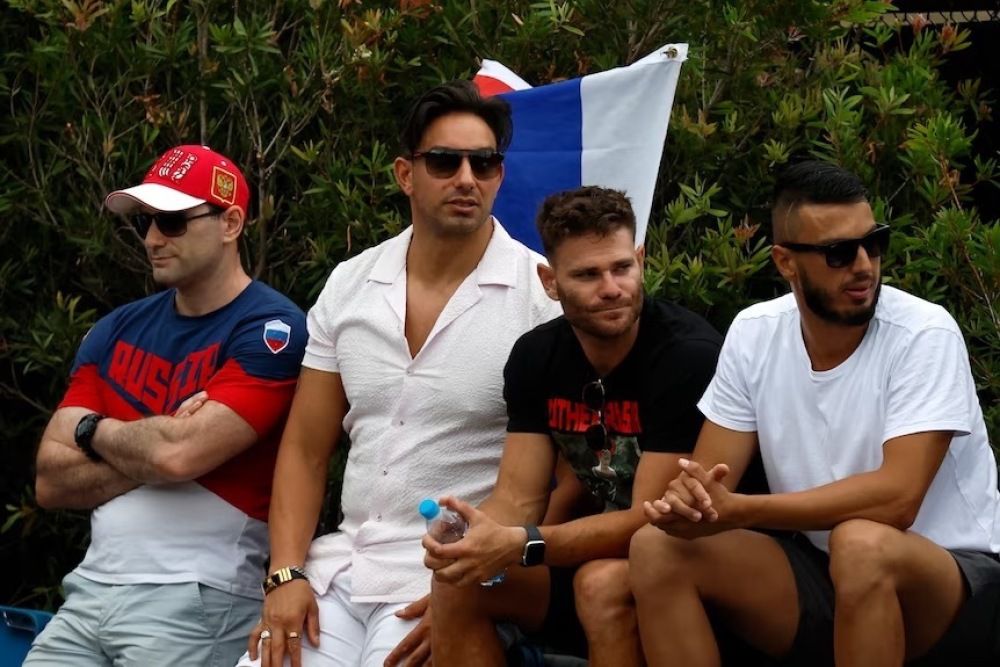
left=521, top=524, right=545, bottom=567
left=262, top=565, right=308, bottom=595
left=75, top=413, right=105, bottom=462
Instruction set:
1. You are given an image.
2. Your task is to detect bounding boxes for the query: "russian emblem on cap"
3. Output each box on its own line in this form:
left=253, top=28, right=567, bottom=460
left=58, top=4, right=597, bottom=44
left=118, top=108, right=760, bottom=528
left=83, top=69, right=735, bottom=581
left=212, top=166, right=238, bottom=205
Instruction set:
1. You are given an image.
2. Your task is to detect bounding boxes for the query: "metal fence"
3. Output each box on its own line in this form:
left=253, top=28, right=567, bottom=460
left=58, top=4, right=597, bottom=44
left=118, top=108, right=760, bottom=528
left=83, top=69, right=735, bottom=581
left=884, top=1, right=1000, bottom=24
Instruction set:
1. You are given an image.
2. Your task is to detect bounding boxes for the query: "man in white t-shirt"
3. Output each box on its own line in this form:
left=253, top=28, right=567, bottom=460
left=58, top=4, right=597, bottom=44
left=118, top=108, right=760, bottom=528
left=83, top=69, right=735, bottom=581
left=628, top=160, right=1000, bottom=666
left=236, top=81, right=560, bottom=667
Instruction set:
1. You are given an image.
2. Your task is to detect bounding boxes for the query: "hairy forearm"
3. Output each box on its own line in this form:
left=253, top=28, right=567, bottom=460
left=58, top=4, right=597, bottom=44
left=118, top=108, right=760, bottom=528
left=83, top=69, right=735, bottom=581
left=740, top=469, right=919, bottom=532
left=541, top=507, right=646, bottom=566
left=35, top=440, right=140, bottom=510
left=90, top=416, right=188, bottom=484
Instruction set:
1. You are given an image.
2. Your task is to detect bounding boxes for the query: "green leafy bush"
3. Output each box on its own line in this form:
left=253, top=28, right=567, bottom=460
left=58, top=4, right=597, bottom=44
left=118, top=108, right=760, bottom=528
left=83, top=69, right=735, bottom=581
left=1, top=0, right=996, bottom=607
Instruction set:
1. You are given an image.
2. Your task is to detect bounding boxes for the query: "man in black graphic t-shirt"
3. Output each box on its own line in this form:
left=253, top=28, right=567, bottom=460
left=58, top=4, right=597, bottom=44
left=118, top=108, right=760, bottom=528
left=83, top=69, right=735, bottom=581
left=425, top=186, right=767, bottom=667
left=507, top=296, right=723, bottom=511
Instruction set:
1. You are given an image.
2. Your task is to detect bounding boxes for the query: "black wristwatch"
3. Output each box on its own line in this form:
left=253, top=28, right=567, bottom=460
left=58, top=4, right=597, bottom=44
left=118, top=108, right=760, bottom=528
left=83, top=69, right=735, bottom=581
left=520, top=525, right=546, bottom=567
left=74, top=413, right=105, bottom=462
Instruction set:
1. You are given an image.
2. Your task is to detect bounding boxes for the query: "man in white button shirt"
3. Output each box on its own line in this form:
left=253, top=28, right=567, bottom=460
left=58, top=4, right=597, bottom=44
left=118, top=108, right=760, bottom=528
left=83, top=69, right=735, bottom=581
left=236, top=81, right=560, bottom=667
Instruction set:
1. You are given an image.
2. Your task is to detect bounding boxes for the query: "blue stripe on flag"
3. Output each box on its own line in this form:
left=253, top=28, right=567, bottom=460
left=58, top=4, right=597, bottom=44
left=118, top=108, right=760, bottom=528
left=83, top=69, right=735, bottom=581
left=496, top=78, right=583, bottom=252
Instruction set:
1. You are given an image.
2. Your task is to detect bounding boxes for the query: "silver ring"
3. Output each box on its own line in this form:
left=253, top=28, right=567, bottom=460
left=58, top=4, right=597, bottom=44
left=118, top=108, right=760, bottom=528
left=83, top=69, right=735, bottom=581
left=260, top=629, right=272, bottom=641
left=288, top=631, right=300, bottom=640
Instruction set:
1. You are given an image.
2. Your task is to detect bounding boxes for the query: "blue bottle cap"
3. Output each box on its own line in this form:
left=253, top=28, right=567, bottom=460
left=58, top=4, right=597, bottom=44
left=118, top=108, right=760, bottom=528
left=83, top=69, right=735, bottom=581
left=418, top=498, right=440, bottom=520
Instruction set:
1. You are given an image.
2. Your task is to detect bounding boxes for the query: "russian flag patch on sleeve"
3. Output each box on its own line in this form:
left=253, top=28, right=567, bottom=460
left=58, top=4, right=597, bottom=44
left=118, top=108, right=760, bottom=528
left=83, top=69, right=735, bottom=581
left=263, top=319, right=292, bottom=354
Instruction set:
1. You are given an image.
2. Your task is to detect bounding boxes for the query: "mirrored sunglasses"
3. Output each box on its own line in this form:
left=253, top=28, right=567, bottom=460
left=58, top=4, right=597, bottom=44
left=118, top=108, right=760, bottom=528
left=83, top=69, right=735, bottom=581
left=410, top=148, right=504, bottom=180
left=779, top=224, right=890, bottom=269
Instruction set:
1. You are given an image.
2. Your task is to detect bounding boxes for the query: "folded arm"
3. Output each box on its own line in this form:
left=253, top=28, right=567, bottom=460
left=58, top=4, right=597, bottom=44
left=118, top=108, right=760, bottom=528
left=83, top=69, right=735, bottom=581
left=89, top=400, right=257, bottom=484
left=35, top=406, right=141, bottom=510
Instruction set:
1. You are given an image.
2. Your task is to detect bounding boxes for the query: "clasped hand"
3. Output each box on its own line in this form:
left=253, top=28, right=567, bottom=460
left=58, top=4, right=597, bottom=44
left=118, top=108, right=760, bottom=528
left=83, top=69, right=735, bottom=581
left=422, top=497, right=523, bottom=588
left=643, top=458, right=743, bottom=539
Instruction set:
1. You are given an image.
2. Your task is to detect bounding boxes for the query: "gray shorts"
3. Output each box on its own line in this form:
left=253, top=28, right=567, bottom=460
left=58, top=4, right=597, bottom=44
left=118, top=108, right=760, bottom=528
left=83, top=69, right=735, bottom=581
left=775, top=533, right=1000, bottom=666
left=23, top=571, right=260, bottom=667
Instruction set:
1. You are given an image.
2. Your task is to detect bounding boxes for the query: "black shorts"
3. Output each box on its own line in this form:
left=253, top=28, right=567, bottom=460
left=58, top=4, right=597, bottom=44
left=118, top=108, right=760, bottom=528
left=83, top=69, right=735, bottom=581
left=536, top=566, right=587, bottom=658
left=775, top=532, right=1000, bottom=666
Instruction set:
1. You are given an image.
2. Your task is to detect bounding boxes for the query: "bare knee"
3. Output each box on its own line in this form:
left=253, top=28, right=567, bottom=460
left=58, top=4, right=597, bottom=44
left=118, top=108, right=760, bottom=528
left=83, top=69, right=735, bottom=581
left=573, top=559, right=632, bottom=631
left=628, top=524, right=700, bottom=594
left=828, top=519, right=902, bottom=601
left=431, top=576, right=483, bottom=622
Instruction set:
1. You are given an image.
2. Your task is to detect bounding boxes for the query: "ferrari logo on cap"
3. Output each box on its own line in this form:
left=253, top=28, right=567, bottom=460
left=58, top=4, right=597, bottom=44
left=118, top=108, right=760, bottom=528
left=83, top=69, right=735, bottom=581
left=263, top=319, right=291, bottom=354
left=212, top=166, right=237, bottom=205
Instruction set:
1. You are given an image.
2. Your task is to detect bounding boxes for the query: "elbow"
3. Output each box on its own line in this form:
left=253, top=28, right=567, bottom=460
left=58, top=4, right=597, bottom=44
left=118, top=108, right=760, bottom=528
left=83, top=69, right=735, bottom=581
left=890, top=505, right=919, bottom=532
left=34, top=476, right=60, bottom=510
left=883, top=495, right=921, bottom=531
left=150, top=443, right=201, bottom=483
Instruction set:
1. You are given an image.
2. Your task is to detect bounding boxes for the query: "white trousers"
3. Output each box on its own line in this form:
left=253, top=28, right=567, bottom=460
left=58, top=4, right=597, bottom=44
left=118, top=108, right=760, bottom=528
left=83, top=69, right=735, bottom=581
left=235, top=569, right=419, bottom=667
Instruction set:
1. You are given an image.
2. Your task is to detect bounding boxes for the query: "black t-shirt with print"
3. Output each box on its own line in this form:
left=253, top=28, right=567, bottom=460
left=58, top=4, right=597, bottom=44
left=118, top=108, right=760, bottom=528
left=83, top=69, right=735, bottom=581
left=504, top=297, right=726, bottom=511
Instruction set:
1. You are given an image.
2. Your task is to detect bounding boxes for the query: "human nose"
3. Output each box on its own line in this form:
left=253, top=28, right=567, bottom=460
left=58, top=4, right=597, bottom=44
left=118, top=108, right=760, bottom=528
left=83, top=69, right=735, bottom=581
left=452, top=156, right=476, bottom=188
left=851, top=243, right=874, bottom=273
left=597, top=271, right=622, bottom=298
left=143, top=221, right=166, bottom=249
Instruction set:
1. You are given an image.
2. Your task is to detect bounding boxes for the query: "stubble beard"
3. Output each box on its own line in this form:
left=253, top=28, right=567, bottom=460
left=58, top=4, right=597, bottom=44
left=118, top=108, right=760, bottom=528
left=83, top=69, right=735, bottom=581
left=801, top=272, right=881, bottom=326
left=561, top=286, right=644, bottom=340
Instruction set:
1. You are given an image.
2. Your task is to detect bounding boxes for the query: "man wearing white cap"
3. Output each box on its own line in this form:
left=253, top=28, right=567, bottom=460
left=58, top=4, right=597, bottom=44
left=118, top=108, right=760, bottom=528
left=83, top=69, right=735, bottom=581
left=27, top=145, right=307, bottom=667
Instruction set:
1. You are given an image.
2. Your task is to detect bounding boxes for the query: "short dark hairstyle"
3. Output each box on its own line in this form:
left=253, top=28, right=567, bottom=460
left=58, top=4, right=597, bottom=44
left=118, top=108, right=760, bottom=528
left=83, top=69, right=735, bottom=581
left=536, top=186, right=636, bottom=258
left=399, top=80, right=513, bottom=156
left=771, top=160, right=869, bottom=243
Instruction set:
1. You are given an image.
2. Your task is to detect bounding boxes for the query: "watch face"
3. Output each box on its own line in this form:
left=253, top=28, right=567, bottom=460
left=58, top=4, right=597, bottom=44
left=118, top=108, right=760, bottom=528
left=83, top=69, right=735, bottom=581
left=75, top=415, right=96, bottom=442
left=523, top=540, right=545, bottom=566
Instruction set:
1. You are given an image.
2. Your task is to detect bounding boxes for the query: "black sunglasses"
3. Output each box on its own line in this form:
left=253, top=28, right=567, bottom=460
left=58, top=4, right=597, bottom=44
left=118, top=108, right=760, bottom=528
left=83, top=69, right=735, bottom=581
left=779, top=224, right=890, bottom=269
left=582, top=379, right=609, bottom=452
left=410, top=148, right=504, bottom=180
left=129, top=209, right=221, bottom=239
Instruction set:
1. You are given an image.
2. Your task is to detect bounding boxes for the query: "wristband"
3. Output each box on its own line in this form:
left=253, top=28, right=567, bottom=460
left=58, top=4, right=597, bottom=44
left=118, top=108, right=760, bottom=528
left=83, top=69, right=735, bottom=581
left=262, top=565, right=308, bottom=595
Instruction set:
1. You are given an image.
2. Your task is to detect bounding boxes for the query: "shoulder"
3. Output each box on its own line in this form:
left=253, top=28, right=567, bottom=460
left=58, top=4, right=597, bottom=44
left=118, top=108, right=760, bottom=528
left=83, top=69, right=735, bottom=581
left=873, top=285, right=961, bottom=338
left=316, top=229, right=410, bottom=299
left=721, top=292, right=800, bottom=344
left=642, top=298, right=722, bottom=346
left=92, top=290, right=174, bottom=335
left=241, top=281, right=305, bottom=321
left=510, top=316, right=568, bottom=358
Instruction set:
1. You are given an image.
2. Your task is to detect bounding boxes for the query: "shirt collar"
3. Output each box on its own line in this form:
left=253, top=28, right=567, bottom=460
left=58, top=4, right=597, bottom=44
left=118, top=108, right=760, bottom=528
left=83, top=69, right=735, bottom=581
left=367, top=217, right=525, bottom=288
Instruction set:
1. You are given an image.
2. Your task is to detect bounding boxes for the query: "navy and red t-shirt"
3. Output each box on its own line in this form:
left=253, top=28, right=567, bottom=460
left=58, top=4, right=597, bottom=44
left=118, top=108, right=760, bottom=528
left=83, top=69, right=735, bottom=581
left=61, top=280, right=306, bottom=521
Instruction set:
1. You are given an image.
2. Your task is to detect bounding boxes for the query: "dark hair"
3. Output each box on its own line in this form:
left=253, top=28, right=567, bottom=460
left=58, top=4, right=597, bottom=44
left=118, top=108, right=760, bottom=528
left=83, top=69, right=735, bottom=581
left=771, top=160, right=869, bottom=242
left=399, top=80, right=513, bottom=155
left=536, top=186, right=636, bottom=257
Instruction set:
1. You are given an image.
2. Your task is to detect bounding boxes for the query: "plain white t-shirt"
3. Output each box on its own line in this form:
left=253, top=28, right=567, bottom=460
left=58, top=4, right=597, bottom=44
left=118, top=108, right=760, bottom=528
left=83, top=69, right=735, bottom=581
left=699, top=285, right=1000, bottom=553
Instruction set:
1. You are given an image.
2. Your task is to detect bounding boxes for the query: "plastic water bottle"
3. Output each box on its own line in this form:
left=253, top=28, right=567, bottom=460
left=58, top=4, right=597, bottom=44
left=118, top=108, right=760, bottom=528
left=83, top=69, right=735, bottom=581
left=418, top=498, right=467, bottom=543
left=418, top=498, right=506, bottom=587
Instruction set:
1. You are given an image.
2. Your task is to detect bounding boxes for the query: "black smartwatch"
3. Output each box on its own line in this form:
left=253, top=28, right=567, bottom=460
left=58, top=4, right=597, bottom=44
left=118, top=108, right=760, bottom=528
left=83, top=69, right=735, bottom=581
left=74, top=413, right=105, bottom=462
left=520, top=525, right=546, bottom=567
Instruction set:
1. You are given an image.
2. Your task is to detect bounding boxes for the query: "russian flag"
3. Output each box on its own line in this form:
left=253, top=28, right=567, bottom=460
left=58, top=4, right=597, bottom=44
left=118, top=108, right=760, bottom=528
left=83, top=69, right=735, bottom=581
left=474, top=44, right=687, bottom=253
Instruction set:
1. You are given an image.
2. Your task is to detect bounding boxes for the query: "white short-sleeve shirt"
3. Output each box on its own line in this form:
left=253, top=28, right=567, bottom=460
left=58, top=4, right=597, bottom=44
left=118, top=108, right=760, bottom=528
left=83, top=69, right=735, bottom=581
left=699, top=285, right=1000, bottom=553
left=302, top=220, right=561, bottom=602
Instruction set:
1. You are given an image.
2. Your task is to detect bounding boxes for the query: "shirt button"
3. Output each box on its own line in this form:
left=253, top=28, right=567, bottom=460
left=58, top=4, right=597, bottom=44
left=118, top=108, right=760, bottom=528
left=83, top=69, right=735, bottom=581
left=406, top=369, right=413, bottom=375
left=376, top=514, right=382, bottom=521
left=398, top=420, right=404, bottom=426
left=382, top=469, right=388, bottom=476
